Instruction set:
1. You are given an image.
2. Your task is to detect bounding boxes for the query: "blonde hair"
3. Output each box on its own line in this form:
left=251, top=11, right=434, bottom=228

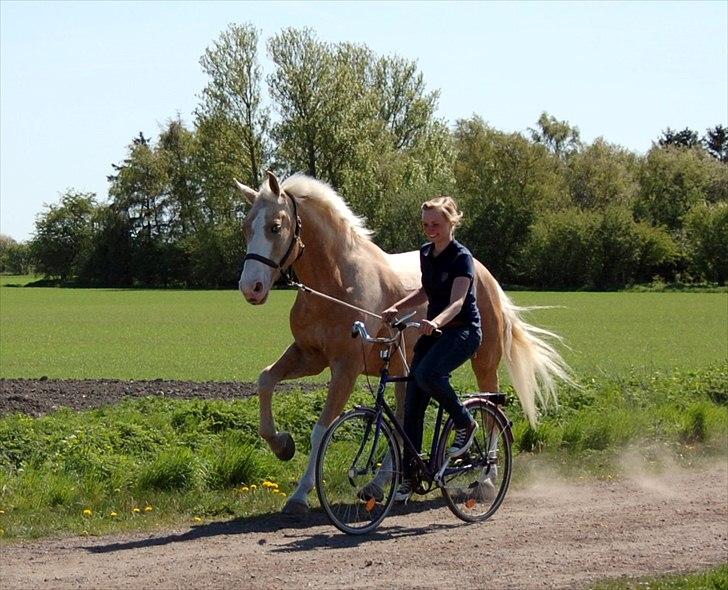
left=421, top=196, right=464, bottom=228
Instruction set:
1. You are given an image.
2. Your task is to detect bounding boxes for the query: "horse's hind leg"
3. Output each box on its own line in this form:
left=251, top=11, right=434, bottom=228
left=258, top=342, right=326, bottom=460
left=284, top=359, right=360, bottom=515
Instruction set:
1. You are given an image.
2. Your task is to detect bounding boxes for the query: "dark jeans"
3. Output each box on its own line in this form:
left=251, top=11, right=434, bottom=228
left=402, top=326, right=482, bottom=478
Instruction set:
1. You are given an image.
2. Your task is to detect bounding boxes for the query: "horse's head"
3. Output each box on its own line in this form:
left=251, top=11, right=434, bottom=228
left=236, top=171, right=303, bottom=305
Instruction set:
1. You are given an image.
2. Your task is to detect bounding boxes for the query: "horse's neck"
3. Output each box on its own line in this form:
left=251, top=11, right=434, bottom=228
left=293, top=213, right=380, bottom=295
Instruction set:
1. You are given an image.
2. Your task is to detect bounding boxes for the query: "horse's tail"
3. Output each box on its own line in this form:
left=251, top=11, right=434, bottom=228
left=497, top=285, right=573, bottom=426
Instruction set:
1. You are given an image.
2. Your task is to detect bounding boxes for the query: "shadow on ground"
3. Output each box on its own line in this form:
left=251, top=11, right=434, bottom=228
left=84, top=498, right=460, bottom=554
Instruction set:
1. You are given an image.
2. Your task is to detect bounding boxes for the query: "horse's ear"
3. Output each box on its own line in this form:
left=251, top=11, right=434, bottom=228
left=234, top=179, right=258, bottom=205
left=266, top=170, right=281, bottom=197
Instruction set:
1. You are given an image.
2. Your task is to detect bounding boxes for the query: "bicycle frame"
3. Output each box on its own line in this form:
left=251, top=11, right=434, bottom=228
left=352, top=335, right=452, bottom=493
left=366, top=371, right=445, bottom=488
left=348, top=317, right=511, bottom=494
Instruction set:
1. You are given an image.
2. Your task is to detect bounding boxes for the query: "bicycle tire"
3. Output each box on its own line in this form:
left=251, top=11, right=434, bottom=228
left=437, top=398, right=513, bottom=523
left=315, top=407, right=401, bottom=535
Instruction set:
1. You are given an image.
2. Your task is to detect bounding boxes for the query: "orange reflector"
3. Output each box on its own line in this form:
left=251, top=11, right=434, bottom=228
left=365, top=497, right=377, bottom=512
left=465, top=498, right=477, bottom=509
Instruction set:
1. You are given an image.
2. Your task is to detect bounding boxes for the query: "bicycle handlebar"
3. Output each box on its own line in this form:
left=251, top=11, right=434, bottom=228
left=351, top=315, right=442, bottom=343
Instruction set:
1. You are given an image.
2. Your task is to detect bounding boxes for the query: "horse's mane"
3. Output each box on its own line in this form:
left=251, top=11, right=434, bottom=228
left=281, top=174, right=373, bottom=241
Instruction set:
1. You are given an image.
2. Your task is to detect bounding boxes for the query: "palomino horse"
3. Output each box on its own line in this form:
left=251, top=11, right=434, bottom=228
left=236, top=171, right=570, bottom=515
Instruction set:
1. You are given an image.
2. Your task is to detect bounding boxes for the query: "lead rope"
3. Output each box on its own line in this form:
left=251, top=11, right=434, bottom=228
left=287, top=279, right=383, bottom=320
left=286, top=278, right=411, bottom=374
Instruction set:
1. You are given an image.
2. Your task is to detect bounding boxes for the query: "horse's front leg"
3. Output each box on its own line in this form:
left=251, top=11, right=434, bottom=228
left=283, top=360, right=360, bottom=515
left=258, top=343, right=326, bottom=460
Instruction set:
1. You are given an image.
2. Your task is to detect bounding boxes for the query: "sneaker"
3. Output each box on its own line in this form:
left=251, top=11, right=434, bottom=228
left=448, top=419, right=478, bottom=458
left=357, top=482, right=384, bottom=503
left=393, top=478, right=414, bottom=502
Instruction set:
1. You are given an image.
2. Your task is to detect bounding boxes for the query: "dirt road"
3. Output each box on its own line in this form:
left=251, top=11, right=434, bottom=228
left=4, top=463, right=726, bottom=589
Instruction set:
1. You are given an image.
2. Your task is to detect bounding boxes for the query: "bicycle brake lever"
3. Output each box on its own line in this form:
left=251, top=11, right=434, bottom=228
left=392, top=310, right=417, bottom=330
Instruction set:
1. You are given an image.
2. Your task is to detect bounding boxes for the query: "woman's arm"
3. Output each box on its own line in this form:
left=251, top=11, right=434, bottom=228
left=424, top=276, right=470, bottom=332
left=382, top=286, right=428, bottom=322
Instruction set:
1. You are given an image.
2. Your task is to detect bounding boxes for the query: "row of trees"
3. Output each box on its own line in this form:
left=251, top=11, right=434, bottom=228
left=8, top=24, right=727, bottom=289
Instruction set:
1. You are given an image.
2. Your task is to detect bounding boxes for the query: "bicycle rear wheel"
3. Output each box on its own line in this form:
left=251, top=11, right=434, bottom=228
left=315, top=407, right=400, bottom=535
left=437, top=398, right=512, bottom=523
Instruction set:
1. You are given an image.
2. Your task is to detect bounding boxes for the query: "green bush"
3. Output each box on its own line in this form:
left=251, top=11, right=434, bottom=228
left=522, top=207, right=680, bottom=289
left=521, top=208, right=598, bottom=289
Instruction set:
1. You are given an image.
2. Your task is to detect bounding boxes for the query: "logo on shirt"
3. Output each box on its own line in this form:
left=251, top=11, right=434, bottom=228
left=440, top=271, right=449, bottom=283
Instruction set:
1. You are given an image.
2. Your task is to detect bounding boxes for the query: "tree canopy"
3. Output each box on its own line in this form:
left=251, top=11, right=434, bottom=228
left=22, top=23, right=728, bottom=290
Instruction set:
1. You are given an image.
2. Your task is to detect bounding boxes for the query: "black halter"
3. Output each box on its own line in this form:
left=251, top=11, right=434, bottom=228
left=243, top=190, right=305, bottom=282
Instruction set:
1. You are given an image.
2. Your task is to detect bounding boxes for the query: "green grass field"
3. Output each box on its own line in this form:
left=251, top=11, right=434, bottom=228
left=1, top=275, right=726, bottom=382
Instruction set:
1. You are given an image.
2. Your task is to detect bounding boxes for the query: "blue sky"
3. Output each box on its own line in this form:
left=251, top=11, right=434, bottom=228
left=1, top=0, right=726, bottom=241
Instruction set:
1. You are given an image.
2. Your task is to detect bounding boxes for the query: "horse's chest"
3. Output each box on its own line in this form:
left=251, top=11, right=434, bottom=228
left=291, top=315, right=360, bottom=363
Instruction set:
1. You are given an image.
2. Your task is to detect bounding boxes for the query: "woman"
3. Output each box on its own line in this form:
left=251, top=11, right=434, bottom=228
left=382, top=196, right=482, bottom=501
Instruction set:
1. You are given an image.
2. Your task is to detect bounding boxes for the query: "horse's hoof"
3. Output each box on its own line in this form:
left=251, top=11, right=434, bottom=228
left=282, top=498, right=309, bottom=516
left=273, top=432, right=296, bottom=461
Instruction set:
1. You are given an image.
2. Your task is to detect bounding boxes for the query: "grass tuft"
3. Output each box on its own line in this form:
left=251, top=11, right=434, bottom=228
left=137, top=448, right=197, bottom=492
left=204, top=438, right=260, bottom=490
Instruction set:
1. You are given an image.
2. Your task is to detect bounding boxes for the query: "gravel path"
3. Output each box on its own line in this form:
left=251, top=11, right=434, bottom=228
left=3, top=464, right=726, bottom=589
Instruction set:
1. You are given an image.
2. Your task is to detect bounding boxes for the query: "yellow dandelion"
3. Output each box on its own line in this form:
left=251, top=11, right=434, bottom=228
left=250, top=484, right=257, bottom=491
left=110, top=512, right=118, bottom=518
left=0, top=509, right=5, bottom=515
left=132, top=507, right=141, bottom=514
left=280, top=493, right=287, bottom=498
left=241, top=486, right=249, bottom=492
left=83, top=509, right=92, bottom=517
left=144, top=506, right=153, bottom=512
left=193, top=516, right=202, bottom=522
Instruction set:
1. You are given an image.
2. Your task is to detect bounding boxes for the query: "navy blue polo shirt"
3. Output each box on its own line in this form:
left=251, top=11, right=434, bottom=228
left=420, top=240, right=481, bottom=331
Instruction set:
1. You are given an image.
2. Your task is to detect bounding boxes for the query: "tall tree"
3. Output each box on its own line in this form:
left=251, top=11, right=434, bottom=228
left=529, top=112, right=582, bottom=158
left=0, top=235, right=31, bottom=275
left=704, top=125, right=728, bottom=163
left=30, top=190, right=98, bottom=281
left=158, top=118, right=201, bottom=237
left=658, top=127, right=700, bottom=149
left=566, top=138, right=639, bottom=210
left=198, top=23, right=269, bottom=187
left=267, top=27, right=335, bottom=178
left=636, top=146, right=717, bottom=231
left=453, top=116, right=567, bottom=281
left=370, top=54, right=439, bottom=150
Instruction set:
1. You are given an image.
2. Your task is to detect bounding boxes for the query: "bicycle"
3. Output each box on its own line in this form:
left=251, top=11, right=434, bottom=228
left=315, top=312, right=514, bottom=535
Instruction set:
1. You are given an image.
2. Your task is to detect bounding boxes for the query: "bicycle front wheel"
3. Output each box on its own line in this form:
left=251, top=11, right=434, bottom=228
left=315, top=407, right=401, bottom=535
left=437, top=399, right=512, bottom=523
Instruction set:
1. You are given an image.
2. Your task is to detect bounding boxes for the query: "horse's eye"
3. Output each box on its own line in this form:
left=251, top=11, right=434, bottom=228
left=271, top=224, right=282, bottom=234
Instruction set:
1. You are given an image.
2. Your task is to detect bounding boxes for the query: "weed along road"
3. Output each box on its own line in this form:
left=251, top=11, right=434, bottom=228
left=3, top=464, right=726, bottom=589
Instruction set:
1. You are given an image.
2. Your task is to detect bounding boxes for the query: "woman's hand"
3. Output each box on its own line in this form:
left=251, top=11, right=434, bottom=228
left=419, top=319, right=439, bottom=336
left=381, top=307, right=399, bottom=324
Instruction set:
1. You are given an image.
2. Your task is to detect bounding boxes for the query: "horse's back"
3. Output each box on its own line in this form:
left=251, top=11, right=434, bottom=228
left=384, top=250, right=420, bottom=292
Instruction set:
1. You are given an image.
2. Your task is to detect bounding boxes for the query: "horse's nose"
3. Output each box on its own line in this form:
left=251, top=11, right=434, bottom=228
left=240, top=279, right=265, bottom=303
